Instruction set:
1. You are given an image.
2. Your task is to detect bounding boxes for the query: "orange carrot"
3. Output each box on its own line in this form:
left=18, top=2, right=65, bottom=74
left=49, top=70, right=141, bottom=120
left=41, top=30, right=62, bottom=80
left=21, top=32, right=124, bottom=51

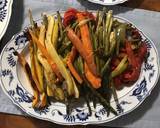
left=77, top=13, right=97, bottom=76
left=67, top=46, right=83, bottom=84
left=29, top=30, right=63, bottom=81
left=77, top=13, right=101, bottom=89
left=66, top=27, right=97, bottom=76
left=84, top=63, right=101, bottom=89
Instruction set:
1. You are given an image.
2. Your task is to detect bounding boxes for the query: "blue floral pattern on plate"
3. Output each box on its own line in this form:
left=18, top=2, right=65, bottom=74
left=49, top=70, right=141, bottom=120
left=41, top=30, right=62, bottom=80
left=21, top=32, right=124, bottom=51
left=0, top=0, right=13, bottom=40
left=33, top=107, right=50, bottom=115
left=131, top=78, right=148, bottom=101
left=7, top=84, right=32, bottom=103
left=51, top=108, right=90, bottom=122
left=0, top=0, right=7, bottom=22
left=0, top=15, right=159, bottom=125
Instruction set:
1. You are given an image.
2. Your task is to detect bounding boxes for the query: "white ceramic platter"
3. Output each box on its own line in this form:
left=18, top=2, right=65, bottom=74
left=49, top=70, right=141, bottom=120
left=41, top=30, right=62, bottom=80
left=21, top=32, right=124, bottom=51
left=88, top=0, right=128, bottom=5
left=0, top=12, right=159, bottom=125
left=0, top=0, right=13, bottom=40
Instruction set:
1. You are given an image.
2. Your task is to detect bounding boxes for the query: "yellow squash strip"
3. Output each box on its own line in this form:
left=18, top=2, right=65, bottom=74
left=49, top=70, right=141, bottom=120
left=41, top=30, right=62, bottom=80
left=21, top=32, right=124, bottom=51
left=29, top=30, right=74, bottom=96
left=33, top=25, right=61, bottom=100
left=44, top=70, right=56, bottom=89
left=52, top=19, right=59, bottom=49
left=45, top=16, right=75, bottom=96
left=44, top=69, right=64, bottom=100
left=54, top=88, right=65, bottom=101
left=37, top=25, right=57, bottom=97
left=28, top=9, right=43, bottom=93
left=29, top=30, right=62, bottom=81
left=32, top=26, right=45, bottom=94
left=37, top=25, right=51, bottom=72
left=40, top=92, right=47, bottom=108
left=32, top=90, right=39, bottom=108
left=29, top=41, right=43, bottom=93
left=34, top=50, right=44, bottom=93
left=28, top=14, right=44, bottom=94
left=47, top=85, right=54, bottom=96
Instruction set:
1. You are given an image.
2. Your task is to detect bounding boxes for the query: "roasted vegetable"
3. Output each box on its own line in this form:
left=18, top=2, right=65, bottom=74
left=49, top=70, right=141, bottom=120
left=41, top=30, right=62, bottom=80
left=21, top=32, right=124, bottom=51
left=18, top=8, right=148, bottom=115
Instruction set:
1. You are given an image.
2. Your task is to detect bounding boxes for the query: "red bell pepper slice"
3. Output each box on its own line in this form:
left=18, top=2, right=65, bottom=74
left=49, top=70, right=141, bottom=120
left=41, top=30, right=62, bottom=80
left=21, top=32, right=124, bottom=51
left=63, top=8, right=95, bottom=27
left=123, top=41, right=147, bottom=82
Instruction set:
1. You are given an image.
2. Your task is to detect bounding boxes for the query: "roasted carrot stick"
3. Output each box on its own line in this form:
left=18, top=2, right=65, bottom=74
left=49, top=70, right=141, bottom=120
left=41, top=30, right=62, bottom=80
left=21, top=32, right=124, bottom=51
left=66, top=27, right=97, bottom=76
left=29, top=30, right=63, bottom=81
left=77, top=13, right=101, bottom=88
left=76, top=13, right=97, bottom=76
left=84, top=63, right=101, bottom=89
left=67, top=46, right=83, bottom=84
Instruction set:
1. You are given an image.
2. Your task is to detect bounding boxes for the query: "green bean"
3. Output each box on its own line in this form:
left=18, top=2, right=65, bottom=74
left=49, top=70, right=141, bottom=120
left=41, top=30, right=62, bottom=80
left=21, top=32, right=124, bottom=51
left=92, top=28, right=100, bottom=72
left=81, top=83, right=92, bottom=115
left=78, top=56, right=84, bottom=75
left=58, top=30, right=66, bottom=44
left=71, top=21, right=78, bottom=29
left=111, top=81, right=119, bottom=107
left=86, top=92, right=92, bottom=115
left=64, top=89, right=71, bottom=115
left=57, top=11, right=63, bottom=36
left=104, top=36, right=109, bottom=55
left=89, top=22, right=100, bottom=74
left=109, top=29, right=117, bottom=55
left=113, top=19, right=121, bottom=28
left=116, top=34, right=120, bottom=56
left=98, top=26, right=105, bottom=71
left=99, top=59, right=105, bottom=73
left=58, top=41, right=72, bottom=56
left=98, top=26, right=103, bottom=48
left=78, top=19, right=91, bottom=27
left=102, top=8, right=107, bottom=46
left=102, top=15, right=106, bottom=48
left=108, top=17, right=113, bottom=36
left=42, top=14, right=48, bottom=29
left=93, top=97, right=98, bottom=109
left=96, top=11, right=103, bottom=36
left=111, top=55, right=128, bottom=78
left=117, top=24, right=127, bottom=46
left=83, top=75, right=118, bottom=116
left=106, top=10, right=113, bottom=35
left=104, top=10, right=113, bottom=54
left=101, top=58, right=111, bottom=77
left=96, top=10, right=100, bottom=25
left=74, top=55, right=84, bottom=76
left=28, top=9, right=36, bottom=28
left=89, top=22, right=95, bottom=49
left=28, top=9, right=39, bottom=37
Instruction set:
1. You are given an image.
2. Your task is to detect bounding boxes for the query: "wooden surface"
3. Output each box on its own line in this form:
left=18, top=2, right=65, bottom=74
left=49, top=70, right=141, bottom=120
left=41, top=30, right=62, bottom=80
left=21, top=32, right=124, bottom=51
left=0, top=0, right=160, bottom=128
left=123, top=0, right=160, bottom=12
left=0, top=113, right=101, bottom=128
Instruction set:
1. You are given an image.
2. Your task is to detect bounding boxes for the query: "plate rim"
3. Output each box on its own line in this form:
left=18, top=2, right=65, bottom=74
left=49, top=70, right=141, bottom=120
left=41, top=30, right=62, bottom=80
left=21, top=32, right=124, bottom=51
left=0, top=13, right=159, bottom=125
left=88, top=0, right=128, bottom=6
left=0, top=0, right=13, bottom=40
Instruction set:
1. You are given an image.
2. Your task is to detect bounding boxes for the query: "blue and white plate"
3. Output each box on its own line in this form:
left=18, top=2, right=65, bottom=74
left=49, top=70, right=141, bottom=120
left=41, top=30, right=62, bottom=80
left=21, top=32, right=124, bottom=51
left=88, top=0, right=128, bottom=5
left=0, top=13, right=159, bottom=125
left=0, top=0, right=13, bottom=40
